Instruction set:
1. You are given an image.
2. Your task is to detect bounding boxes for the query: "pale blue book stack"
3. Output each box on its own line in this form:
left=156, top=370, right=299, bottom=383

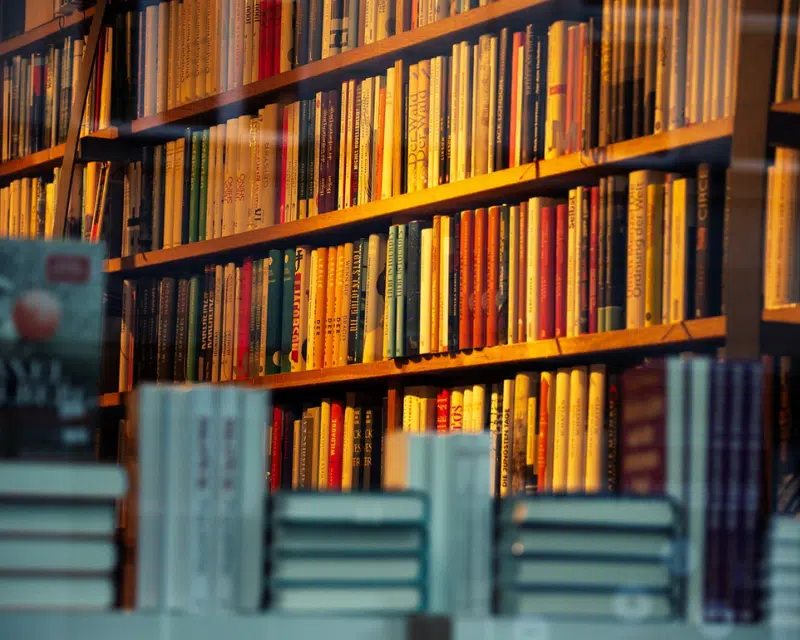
left=497, top=494, right=683, bottom=621
left=265, top=491, right=429, bottom=614
left=765, top=516, right=800, bottom=628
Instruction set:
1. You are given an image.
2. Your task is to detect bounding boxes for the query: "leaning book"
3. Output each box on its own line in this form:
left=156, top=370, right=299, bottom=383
left=0, top=238, right=104, bottom=459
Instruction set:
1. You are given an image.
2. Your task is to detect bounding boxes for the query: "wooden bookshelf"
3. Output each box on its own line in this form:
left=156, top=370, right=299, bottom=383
left=0, top=127, right=118, bottom=181
left=103, top=118, right=732, bottom=276
left=98, top=317, right=726, bottom=407
left=0, top=6, right=95, bottom=58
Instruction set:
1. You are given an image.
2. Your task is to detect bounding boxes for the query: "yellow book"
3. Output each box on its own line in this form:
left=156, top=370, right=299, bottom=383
left=415, top=59, right=430, bottom=192
left=291, top=419, right=301, bottom=489
left=332, top=245, right=346, bottom=366
left=339, top=243, right=354, bottom=365
left=392, top=60, right=405, bottom=197
left=324, top=246, right=338, bottom=368
left=431, top=216, right=441, bottom=353
left=406, top=64, right=418, bottom=194
left=100, top=28, right=113, bottom=128
left=341, top=393, right=357, bottom=492
left=644, top=182, right=664, bottom=326
left=311, top=247, right=328, bottom=370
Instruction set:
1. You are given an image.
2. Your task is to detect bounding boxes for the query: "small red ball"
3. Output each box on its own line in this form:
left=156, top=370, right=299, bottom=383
left=12, top=290, right=62, bottom=342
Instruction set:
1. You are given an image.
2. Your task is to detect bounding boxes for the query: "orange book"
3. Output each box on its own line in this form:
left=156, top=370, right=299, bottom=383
left=486, top=206, right=500, bottom=347
left=473, top=207, right=487, bottom=349
left=332, top=245, right=346, bottom=366
left=431, top=216, right=441, bottom=353
left=324, top=245, right=338, bottom=368
left=517, top=200, right=528, bottom=342
left=312, top=247, right=328, bottom=370
left=374, top=79, right=387, bottom=200
left=459, top=209, right=474, bottom=350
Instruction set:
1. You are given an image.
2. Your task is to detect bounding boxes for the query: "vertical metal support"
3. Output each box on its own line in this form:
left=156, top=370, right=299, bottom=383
left=53, top=0, right=108, bottom=239
left=725, top=0, right=782, bottom=358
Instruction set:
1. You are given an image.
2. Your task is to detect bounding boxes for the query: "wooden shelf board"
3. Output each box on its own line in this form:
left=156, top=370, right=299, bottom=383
left=0, top=128, right=119, bottom=181
left=772, top=100, right=800, bottom=115
left=0, top=7, right=95, bottom=58
left=104, top=119, right=732, bottom=275
left=122, top=0, right=553, bottom=140
left=763, top=304, right=800, bottom=324
left=98, top=317, right=725, bottom=406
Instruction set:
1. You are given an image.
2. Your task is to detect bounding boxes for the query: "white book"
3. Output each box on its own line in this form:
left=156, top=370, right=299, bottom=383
left=585, top=364, right=607, bottom=492
left=362, top=233, right=387, bottom=362
left=236, top=389, right=268, bottom=610
left=260, top=104, right=280, bottom=227
left=212, top=264, right=225, bottom=382
left=668, top=0, right=688, bottom=130
left=206, top=126, right=219, bottom=239
left=669, top=177, right=696, bottom=321
left=566, top=367, right=587, bottom=493
left=287, top=102, right=299, bottom=221
left=686, top=0, right=706, bottom=124
left=382, top=67, right=396, bottom=200
left=222, top=118, right=238, bottom=236
left=172, top=138, right=186, bottom=246
left=156, top=2, right=170, bottom=113
left=526, top=197, right=549, bottom=341
left=439, top=215, right=450, bottom=349
left=213, top=122, right=227, bottom=238
left=133, top=386, right=165, bottom=610
left=318, top=399, right=331, bottom=490
left=419, top=227, right=433, bottom=354
left=220, top=262, right=237, bottom=381
left=162, top=388, right=191, bottom=611
left=248, top=115, right=262, bottom=230
left=546, top=21, right=570, bottom=158
left=627, top=170, right=664, bottom=328
left=321, top=0, right=332, bottom=58
left=449, top=44, right=460, bottom=183
left=566, top=189, right=578, bottom=337
left=499, top=378, right=514, bottom=497
left=507, top=205, right=520, bottom=343
left=552, top=368, right=571, bottom=493
left=144, top=5, right=159, bottom=116
left=234, top=114, right=252, bottom=233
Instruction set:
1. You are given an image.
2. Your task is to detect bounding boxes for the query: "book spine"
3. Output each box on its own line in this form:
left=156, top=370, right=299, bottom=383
left=472, top=208, right=487, bottom=348
left=280, top=249, right=296, bottom=372
left=395, top=224, right=407, bottom=357
left=406, top=221, right=421, bottom=355
left=448, top=214, right=460, bottom=351
left=173, top=279, right=190, bottom=382
left=328, top=400, right=345, bottom=489
left=156, top=278, right=177, bottom=382
left=486, top=206, right=500, bottom=347
left=579, top=188, right=590, bottom=334
left=497, top=206, right=509, bottom=344
left=554, top=202, right=568, bottom=338
left=459, top=209, right=474, bottom=349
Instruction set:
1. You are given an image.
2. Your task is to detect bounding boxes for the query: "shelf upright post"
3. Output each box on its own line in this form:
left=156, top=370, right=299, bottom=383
left=52, top=0, right=109, bottom=239
left=724, top=0, right=782, bottom=358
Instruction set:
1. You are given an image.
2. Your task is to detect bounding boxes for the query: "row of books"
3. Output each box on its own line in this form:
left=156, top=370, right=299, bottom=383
left=117, top=163, right=726, bottom=389
left=764, top=517, right=800, bottom=626
left=0, top=19, right=123, bottom=163
left=266, top=492, right=428, bottom=613
left=402, top=366, right=618, bottom=497
left=497, top=495, right=681, bottom=619
left=269, top=396, right=386, bottom=492
left=131, top=385, right=267, bottom=612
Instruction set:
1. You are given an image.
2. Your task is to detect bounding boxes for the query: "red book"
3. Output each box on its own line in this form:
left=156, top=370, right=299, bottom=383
left=327, top=400, right=345, bottom=489
left=436, top=389, right=450, bottom=432
left=459, top=209, right=474, bottom=350
left=472, top=207, right=487, bottom=349
left=539, top=205, right=555, bottom=339
left=269, top=407, right=283, bottom=491
left=536, top=375, right=552, bottom=492
left=272, top=0, right=282, bottom=76
left=565, top=25, right=577, bottom=153
left=279, top=107, right=289, bottom=223
left=517, top=201, right=528, bottom=342
left=589, top=185, right=600, bottom=333
left=236, top=259, right=253, bottom=378
left=509, top=34, right=520, bottom=166
left=486, top=206, right=500, bottom=347
left=554, top=203, right=568, bottom=338
left=620, top=362, right=667, bottom=493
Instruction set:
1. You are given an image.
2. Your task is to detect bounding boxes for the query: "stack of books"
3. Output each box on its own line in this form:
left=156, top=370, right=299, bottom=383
left=266, top=491, right=429, bottom=613
left=129, top=384, right=269, bottom=613
left=0, top=461, right=126, bottom=610
left=765, top=516, right=800, bottom=627
left=496, top=495, right=681, bottom=620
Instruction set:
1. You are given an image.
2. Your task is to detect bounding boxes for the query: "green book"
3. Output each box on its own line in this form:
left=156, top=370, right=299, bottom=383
left=186, top=275, right=202, bottom=381
left=385, top=225, right=397, bottom=358
left=394, top=224, right=406, bottom=358
left=280, top=249, right=296, bottom=373
left=198, top=129, right=210, bottom=242
left=188, top=130, right=202, bottom=243
left=265, top=250, right=283, bottom=375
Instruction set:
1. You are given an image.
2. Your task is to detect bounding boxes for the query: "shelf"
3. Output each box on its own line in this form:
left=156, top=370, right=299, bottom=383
left=0, top=7, right=95, bottom=58
left=120, top=0, right=554, bottom=142
left=104, top=118, right=732, bottom=276
left=0, top=612, right=778, bottom=640
left=98, top=317, right=726, bottom=406
left=0, top=128, right=119, bottom=181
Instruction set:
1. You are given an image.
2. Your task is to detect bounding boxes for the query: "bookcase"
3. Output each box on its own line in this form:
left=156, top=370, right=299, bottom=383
left=0, top=0, right=798, bottom=624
